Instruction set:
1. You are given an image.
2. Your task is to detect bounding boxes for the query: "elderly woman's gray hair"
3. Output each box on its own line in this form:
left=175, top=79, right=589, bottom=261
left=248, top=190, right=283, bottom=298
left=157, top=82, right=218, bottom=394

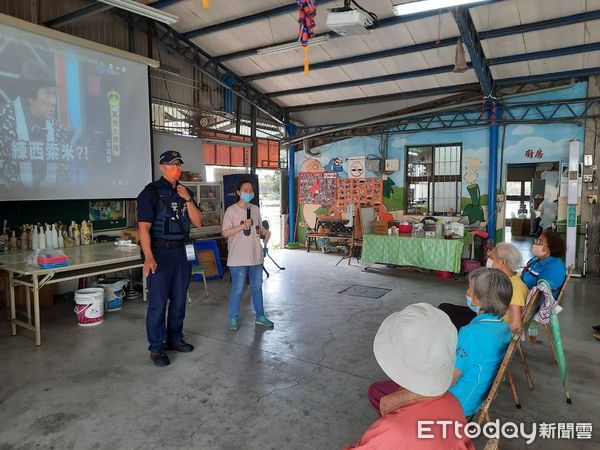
left=494, top=242, right=522, bottom=272
left=468, top=267, right=512, bottom=317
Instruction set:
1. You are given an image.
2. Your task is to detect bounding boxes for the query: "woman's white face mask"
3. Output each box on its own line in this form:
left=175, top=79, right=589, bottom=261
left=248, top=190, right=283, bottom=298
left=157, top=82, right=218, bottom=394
left=532, top=244, right=545, bottom=257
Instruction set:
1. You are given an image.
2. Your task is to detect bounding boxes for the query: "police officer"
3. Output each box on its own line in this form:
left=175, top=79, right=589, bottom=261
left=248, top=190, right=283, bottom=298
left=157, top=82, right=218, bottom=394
left=137, top=150, right=203, bottom=367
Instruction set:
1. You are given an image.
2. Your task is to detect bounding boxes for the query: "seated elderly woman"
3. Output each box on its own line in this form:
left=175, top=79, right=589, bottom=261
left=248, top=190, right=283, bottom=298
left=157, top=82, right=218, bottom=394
left=448, top=268, right=512, bottom=417
left=350, top=303, right=473, bottom=449
left=370, top=269, right=512, bottom=420
left=439, top=242, right=529, bottom=332
left=522, top=230, right=567, bottom=298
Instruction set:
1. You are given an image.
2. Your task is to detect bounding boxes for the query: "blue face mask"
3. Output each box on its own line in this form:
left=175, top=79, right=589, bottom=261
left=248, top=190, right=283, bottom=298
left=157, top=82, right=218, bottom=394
left=240, top=192, right=254, bottom=203
left=466, top=295, right=481, bottom=313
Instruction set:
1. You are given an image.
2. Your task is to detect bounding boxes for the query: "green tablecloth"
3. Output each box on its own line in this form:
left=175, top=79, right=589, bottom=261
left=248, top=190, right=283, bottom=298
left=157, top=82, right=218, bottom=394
left=362, top=234, right=465, bottom=273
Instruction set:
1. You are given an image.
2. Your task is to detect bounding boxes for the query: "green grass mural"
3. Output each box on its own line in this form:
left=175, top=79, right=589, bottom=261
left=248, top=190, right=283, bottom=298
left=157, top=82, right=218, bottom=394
left=382, top=179, right=405, bottom=211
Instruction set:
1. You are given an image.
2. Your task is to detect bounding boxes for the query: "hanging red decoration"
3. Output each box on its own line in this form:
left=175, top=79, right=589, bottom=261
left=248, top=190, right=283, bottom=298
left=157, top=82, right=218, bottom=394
left=296, top=0, right=317, bottom=76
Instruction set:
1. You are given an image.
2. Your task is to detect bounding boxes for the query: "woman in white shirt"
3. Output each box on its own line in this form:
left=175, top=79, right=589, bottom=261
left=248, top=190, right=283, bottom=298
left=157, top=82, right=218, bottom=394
left=221, top=181, right=273, bottom=331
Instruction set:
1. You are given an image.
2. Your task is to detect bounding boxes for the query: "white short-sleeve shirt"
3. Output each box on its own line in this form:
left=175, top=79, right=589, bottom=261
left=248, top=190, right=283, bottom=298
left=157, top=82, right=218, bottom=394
left=222, top=203, right=264, bottom=267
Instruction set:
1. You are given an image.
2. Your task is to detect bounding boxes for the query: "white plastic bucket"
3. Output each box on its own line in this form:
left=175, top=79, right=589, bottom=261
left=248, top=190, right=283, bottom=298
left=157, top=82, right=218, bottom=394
left=74, top=288, right=104, bottom=327
left=104, top=288, right=124, bottom=312
left=94, top=279, right=129, bottom=313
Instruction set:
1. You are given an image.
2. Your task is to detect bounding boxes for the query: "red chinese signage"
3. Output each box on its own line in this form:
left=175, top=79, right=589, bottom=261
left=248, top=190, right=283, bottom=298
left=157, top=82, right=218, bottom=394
left=524, top=148, right=544, bottom=159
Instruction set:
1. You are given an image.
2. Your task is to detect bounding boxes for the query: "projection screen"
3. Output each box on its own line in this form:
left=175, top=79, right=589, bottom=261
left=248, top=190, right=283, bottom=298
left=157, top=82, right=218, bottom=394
left=0, top=14, right=154, bottom=201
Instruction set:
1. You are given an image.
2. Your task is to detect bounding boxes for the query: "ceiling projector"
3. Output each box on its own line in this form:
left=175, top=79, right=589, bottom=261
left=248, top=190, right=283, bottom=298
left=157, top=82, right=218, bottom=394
left=326, top=8, right=374, bottom=35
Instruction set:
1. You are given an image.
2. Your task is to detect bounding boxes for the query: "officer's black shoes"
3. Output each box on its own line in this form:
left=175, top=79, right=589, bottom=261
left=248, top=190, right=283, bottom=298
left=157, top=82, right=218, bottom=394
left=151, top=351, right=171, bottom=367
left=167, top=340, right=195, bottom=353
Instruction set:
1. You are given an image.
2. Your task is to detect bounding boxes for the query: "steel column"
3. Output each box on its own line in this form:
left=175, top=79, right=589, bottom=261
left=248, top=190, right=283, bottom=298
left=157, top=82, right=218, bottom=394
left=223, top=72, right=235, bottom=114
left=285, top=124, right=296, bottom=244
left=250, top=105, right=257, bottom=175
left=487, top=104, right=502, bottom=242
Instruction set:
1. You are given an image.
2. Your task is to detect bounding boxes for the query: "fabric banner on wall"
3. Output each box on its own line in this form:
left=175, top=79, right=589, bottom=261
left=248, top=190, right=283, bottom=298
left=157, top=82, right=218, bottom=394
left=298, top=172, right=337, bottom=205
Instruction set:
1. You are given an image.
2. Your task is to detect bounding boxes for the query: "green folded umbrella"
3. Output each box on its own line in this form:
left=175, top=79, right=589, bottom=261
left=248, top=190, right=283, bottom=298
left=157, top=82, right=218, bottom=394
left=549, top=312, right=571, bottom=403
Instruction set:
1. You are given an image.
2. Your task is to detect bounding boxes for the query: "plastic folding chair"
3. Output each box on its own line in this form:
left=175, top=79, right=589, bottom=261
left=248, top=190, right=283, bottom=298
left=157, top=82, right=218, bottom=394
left=187, top=264, right=209, bottom=304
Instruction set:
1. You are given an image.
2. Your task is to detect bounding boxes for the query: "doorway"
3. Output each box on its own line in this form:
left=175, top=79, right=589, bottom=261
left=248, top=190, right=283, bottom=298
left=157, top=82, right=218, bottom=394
left=504, top=162, right=560, bottom=262
left=257, top=169, right=282, bottom=247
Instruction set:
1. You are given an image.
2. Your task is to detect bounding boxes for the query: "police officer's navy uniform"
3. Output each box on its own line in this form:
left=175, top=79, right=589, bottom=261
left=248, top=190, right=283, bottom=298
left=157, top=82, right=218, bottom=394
left=137, top=174, right=194, bottom=353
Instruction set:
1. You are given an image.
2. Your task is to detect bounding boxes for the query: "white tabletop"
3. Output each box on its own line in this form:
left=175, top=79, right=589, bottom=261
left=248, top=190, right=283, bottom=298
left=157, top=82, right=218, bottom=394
left=0, top=242, right=142, bottom=276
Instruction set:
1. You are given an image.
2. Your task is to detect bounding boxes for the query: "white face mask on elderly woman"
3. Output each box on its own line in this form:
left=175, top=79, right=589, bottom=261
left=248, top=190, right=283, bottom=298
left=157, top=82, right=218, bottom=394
left=486, top=258, right=494, bottom=268
left=532, top=244, right=545, bottom=257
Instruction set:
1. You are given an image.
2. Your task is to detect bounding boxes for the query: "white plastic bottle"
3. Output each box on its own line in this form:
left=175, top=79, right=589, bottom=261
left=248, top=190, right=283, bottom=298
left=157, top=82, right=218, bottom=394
left=51, top=224, right=58, bottom=248
left=32, top=225, right=39, bottom=250
left=39, top=225, right=47, bottom=249
left=45, top=224, right=52, bottom=248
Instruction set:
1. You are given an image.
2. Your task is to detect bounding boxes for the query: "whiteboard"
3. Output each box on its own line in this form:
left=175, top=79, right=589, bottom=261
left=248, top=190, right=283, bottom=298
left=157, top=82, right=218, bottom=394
left=360, top=207, right=374, bottom=235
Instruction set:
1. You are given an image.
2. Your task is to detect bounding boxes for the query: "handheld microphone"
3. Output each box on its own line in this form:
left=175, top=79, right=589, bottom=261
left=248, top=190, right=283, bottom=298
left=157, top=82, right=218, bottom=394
left=242, top=207, right=251, bottom=236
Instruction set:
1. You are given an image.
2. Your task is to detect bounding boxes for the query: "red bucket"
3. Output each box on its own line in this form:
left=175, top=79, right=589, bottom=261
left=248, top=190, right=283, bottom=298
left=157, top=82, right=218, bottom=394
left=435, top=271, right=454, bottom=279
left=397, top=224, right=413, bottom=234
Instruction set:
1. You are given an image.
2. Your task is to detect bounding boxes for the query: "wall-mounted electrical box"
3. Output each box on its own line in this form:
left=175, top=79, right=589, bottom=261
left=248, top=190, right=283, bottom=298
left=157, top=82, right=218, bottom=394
left=385, top=159, right=400, bottom=171
left=367, top=159, right=381, bottom=172
left=583, top=174, right=593, bottom=183
left=584, top=154, right=593, bottom=166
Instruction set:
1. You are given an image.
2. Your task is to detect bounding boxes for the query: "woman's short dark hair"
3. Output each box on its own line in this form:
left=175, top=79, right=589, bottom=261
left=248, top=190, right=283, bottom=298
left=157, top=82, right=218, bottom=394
left=236, top=180, right=254, bottom=192
left=542, top=230, right=566, bottom=258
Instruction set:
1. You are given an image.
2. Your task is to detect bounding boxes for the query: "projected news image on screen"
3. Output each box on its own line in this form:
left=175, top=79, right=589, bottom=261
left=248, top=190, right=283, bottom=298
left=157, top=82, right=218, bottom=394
left=0, top=22, right=152, bottom=201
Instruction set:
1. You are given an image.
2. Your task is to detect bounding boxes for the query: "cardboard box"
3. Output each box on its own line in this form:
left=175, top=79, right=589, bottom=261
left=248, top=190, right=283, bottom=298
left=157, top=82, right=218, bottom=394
left=511, top=218, right=531, bottom=237
left=121, top=228, right=140, bottom=244
left=372, top=221, right=389, bottom=235
left=196, top=249, right=219, bottom=277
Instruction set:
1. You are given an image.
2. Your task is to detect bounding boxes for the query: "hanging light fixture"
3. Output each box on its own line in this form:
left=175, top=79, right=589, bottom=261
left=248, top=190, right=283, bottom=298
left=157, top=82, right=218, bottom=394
left=393, top=0, right=488, bottom=16
left=97, top=0, right=179, bottom=24
left=453, top=38, right=468, bottom=73
left=257, top=35, right=329, bottom=56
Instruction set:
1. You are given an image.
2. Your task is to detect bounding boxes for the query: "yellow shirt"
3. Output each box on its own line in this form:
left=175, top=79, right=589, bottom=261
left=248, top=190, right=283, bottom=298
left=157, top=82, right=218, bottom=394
left=503, top=274, right=529, bottom=323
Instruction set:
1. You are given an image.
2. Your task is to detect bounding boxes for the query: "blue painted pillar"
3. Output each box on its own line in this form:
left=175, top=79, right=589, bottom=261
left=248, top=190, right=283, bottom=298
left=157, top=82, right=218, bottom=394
left=223, top=72, right=235, bottom=114
left=487, top=103, right=502, bottom=242
left=285, top=124, right=296, bottom=244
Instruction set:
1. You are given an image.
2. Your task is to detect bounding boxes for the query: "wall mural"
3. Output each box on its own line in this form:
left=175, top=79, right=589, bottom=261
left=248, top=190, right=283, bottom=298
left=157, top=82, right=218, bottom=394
left=294, top=82, right=588, bottom=242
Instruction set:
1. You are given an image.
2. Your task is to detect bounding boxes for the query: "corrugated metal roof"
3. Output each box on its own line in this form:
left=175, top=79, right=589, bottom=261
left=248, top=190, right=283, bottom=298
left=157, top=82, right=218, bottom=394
left=158, top=0, right=600, bottom=109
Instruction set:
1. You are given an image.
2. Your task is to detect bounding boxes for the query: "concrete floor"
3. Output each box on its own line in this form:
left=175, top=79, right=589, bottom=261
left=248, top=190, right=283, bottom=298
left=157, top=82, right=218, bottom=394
left=1, top=249, right=599, bottom=449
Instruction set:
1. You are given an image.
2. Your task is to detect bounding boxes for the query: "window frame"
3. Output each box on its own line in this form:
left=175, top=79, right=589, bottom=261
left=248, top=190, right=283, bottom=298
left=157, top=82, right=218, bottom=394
left=405, top=143, right=463, bottom=215
left=506, top=180, right=532, bottom=202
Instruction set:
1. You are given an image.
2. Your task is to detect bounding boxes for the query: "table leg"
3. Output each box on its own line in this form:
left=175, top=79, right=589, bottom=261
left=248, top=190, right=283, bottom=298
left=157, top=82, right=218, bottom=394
left=26, top=286, right=32, bottom=325
left=9, top=271, right=16, bottom=335
left=143, top=274, right=147, bottom=302
left=33, top=274, right=41, bottom=346
left=4, top=274, right=9, bottom=321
